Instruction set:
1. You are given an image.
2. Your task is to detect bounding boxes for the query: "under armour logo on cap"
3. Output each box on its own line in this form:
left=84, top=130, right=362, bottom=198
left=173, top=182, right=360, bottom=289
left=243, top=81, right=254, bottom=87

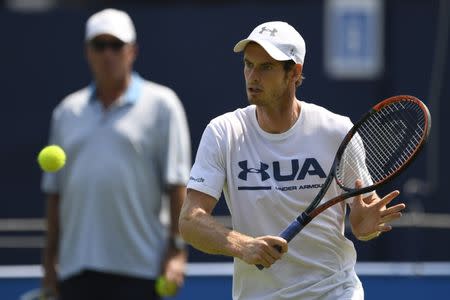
left=233, top=21, right=306, bottom=65
left=259, top=26, right=278, bottom=36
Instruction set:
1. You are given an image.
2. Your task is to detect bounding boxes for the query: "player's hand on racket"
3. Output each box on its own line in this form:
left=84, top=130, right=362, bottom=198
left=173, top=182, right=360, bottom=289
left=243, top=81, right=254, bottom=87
left=241, top=235, right=288, bottom=268
left=350, top=179, right=405, bottom=240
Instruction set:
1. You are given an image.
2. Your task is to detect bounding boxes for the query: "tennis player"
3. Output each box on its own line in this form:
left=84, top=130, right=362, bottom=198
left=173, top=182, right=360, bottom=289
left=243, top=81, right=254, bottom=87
left=179, top=21, right=405, bottom=299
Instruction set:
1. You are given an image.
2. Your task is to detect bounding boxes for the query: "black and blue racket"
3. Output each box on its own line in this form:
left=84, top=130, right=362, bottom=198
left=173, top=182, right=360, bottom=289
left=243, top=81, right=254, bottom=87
left=257, top=95, right=431, bottom=269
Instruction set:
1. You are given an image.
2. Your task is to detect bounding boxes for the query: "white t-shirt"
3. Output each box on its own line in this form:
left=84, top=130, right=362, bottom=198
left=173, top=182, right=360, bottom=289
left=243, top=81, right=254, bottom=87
left=188, top=101, right=364, bottom=300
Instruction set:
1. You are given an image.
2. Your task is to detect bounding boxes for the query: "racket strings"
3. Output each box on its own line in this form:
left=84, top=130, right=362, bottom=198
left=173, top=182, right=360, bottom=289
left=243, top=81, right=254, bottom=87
left=347, top=101, right=425, bottom=183
left=360, top=102, right=424, bottom=177
left=371, top=101, right=425, bottom=164
left=373, top=102, right=425, bottom=154
left=337, top=99, right=427, bottom=188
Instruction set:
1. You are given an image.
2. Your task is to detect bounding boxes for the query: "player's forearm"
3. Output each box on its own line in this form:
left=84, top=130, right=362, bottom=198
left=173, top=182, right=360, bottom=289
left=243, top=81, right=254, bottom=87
left=43, top=194, right=60, bottom=267
left=179, top=208, right=249, bottom=259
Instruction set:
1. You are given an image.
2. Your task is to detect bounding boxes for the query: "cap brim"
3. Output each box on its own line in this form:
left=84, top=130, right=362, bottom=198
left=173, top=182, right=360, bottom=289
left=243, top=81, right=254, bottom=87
left=86, top=30, right=131, bottom=43
left=233, top=38, right=291, bottom=61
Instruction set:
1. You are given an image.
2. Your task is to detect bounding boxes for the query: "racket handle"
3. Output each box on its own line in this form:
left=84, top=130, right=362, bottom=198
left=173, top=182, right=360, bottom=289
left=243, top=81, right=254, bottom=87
left=256, top=212, right=312, bottom=270
left=256, top=222, right=303, bottom=270
left=279, top=211, right=311, bottom=242
left=256, top=213, right=310, bottom=270
left=279, top=219, right=304, bottom=242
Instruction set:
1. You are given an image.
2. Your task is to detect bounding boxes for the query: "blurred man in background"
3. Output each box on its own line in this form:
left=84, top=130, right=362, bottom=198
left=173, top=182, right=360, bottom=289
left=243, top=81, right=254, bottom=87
left=41, top=8, right=191, bottom=300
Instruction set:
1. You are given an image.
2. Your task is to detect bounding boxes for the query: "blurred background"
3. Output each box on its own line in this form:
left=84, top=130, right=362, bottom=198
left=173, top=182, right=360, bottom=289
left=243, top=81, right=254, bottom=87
left=0, top=0, right=449, bottom=299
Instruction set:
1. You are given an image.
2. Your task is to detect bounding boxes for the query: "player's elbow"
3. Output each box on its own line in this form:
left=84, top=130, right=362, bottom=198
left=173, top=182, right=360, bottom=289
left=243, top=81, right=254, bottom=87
left=179, top=190, right=216, bottom=241
left=178, top=213, right=190, bottom=241
left=179, top=205, right=210, bottom=245
left=178, top=206, right=199, bottom=243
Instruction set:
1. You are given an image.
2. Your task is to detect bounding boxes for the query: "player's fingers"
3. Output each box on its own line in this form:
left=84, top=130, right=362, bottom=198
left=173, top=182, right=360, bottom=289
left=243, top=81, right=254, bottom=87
left=260, top=258, right=274, bottom=268
left=380, top=212, right=403, bottom=224
left=352, top=179, right=365, bottom=206
left=377, top=223, right=392, bottom=232
left=257, top=251, right=277, bottom=268
left=354, top=179, right=363, bottom=188
left=381, top=203, right=406, bottom=216
left=244, top=247, right=270, bottom=267
left=269, top=237, right=288, bottom=254
left=250, top=238, right=282, bottom=267
left=267, top=244, right=285, bottom=260
left=257, top=236, right=288, bottom=266
left=376, top=190, right=400, bottom=208
left=261, top=236, right=288, bottom=253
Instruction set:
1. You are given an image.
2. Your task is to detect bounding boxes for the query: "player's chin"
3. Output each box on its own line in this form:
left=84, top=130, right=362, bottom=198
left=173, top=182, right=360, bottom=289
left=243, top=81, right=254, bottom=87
left=247, top=95, right=262, bottom=105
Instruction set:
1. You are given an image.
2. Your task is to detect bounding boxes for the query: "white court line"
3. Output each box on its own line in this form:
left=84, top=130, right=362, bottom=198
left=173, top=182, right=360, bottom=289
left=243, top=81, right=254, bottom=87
left=1, top=262, right=450, bottom=278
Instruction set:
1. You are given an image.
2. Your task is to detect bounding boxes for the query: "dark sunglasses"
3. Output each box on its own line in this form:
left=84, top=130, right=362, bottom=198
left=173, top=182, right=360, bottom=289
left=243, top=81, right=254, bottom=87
left=89, top=39, right=126, bottom=52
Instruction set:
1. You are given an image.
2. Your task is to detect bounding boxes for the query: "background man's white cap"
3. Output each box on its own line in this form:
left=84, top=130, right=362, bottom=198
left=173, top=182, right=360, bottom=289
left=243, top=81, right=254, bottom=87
left=233, top=21, right=306, bottom=65
left=85, top=8, right=136, bottom=43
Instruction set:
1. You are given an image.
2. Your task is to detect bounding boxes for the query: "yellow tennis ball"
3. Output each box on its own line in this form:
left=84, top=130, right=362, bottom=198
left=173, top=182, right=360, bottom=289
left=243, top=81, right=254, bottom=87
left=155, top=276, right=178, bottom=297
left=37, top=145, right=66, bottom=172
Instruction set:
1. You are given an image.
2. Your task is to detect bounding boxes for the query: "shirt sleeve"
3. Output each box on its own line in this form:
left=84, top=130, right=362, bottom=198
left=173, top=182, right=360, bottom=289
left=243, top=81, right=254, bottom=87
left=162, top=92, right=192, bottom=186
left=187, top=123, right=226, bottom=200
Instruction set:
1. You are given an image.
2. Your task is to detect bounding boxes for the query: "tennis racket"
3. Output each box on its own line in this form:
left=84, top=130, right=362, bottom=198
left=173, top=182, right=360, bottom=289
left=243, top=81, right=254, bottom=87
left=257, top=95, right=431, bottom=269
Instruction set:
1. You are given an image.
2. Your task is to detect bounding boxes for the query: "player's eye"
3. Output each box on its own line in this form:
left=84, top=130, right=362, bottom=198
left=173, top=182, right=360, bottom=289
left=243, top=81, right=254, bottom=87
left=261, top=64, right=273, bottom=71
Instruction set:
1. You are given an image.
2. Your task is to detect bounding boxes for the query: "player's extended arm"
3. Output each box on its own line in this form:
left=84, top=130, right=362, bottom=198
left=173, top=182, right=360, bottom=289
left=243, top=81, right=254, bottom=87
left=349, top=180, right=405, bottom=240
left=179, top=189, right=287, bottom=268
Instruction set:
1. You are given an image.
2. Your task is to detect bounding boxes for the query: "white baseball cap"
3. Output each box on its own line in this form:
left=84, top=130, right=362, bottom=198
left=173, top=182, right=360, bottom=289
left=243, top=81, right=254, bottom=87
left=85, top=8, right=136, bottom=43
left=233, top=21, right=306, bottom=65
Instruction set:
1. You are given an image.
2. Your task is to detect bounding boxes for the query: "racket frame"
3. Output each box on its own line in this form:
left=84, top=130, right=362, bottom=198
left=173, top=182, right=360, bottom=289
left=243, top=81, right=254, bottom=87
left=257, top=95, right=431, bottom=269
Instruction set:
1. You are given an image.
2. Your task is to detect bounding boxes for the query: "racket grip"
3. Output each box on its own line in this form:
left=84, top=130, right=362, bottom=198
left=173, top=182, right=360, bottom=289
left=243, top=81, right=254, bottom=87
left=256, top=214, right=309, bottom=270
left=279, top=220, right=304, bottom=242
left=279, top=212, right=309, bottom=242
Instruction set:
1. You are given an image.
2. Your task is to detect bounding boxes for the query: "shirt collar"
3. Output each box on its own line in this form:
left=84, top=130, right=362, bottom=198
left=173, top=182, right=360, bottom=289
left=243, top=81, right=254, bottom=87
left=88, top=72, right=143, bottom=105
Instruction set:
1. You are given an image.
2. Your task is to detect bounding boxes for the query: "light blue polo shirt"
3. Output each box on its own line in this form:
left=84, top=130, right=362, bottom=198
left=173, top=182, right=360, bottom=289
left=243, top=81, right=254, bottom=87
left=41, top=73, right=191, bottom=280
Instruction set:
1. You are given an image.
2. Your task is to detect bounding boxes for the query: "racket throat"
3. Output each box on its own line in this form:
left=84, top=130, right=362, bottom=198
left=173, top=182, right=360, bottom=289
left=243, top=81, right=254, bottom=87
left=279, top=212, right=312, bottom=242
left=297, top=212, right=312, bottom=225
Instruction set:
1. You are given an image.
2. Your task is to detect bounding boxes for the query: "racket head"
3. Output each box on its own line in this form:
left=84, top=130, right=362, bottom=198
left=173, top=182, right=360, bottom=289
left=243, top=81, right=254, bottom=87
left=334, top=95, right=431, bottom=192
left=275, top=95, right=431, bottom=247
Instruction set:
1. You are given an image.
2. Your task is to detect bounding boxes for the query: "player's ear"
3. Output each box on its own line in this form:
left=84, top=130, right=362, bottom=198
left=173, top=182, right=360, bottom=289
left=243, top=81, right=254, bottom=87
left=289, top=63, right=303, bottom=88
left=294, top=64, right=303, bottom=82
